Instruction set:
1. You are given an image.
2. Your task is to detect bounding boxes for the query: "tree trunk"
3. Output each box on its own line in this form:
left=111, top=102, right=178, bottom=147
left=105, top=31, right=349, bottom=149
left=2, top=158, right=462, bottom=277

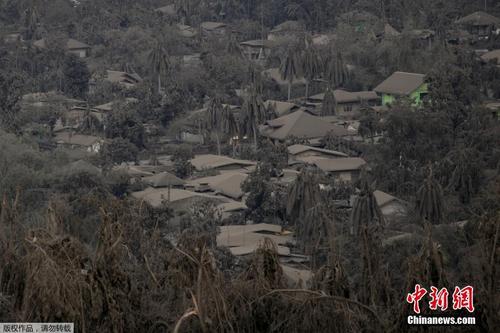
left=252, top=126, right=258, bottom=150
left=158, top=74, right=162, bottom=94
left=305, top=81, right=310, bottom=100
left=287, top=81, right=292, bottom=101
left=215, top=132, right=221, bottom=155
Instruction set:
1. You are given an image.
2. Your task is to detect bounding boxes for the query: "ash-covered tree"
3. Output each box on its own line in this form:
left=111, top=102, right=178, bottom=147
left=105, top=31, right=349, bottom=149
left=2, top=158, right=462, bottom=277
left=286, top=169, right=321, bottom=225
left=0, top=71, right=23, bottom=131
left=239, top=86, right=267, bottom=149
left=172, top=145, right=194, bottom=179
left=324, top=50, right=349, bottom=89
left=427, top=50, right=482, bottom=142
left=242, top=163, right=287, bottom=224
left=441, top=147, right=482, bottom=204
left=349, top=179, right=384, bottom=235
left=321, top=88, right=336, bottom=116
left=105, top=104, right=145, bottom=149
left=301, top=46, right=320, bottom=100
left=416, top=170, right=445, bottom=225
left=99, top=137, right=139, bottom=166
left=148, top=41, right=170, bottom=94
left=300, top=204, right=335, bottom=267
left=62, top=54, right=90, bottom=99
left=203, top=96, right=237, bottom=155
left=280, top=47, right=300, bottom=101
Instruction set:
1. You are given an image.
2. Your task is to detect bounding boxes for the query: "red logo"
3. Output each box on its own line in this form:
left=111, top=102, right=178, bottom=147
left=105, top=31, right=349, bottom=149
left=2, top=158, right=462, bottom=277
left=406, top=285, right=474, bottom=313
left=452, top=286, right=475, bottom=313
left=406, top=284, right=427, bottom=314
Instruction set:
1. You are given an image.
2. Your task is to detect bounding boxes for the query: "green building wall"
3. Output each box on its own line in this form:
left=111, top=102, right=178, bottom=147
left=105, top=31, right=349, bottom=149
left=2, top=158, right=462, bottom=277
left=381, top=83, right=428, bottom=107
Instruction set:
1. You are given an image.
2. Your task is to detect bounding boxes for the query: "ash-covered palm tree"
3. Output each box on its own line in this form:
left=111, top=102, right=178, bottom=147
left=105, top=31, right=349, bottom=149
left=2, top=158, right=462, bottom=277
left=325, top=51, right=350, bottom=89
left=300, top=204, right=335, bottom=268
left=23, top=5, right=40, bottom=40
left=416, top=170, right=445, bottom=225
left=350, top=180, right=384, bottom=235
left=279, top=47, right=300, bottom=101
left=286, top=169, right=321, bottom=225
left=226, top=35, right=242, bottom=57
left=220, top=104, right=238, bottom=155
left=321, top=87, right=336, bottom=116
left=445, top=147, right=481, bottom=204
left=203, top=95, right=224, bottom=155
left=175, top=0, right=200, bottom=25
left=239, top=87, right=267, bottom=150
left=148, top=41, right=170, bottom=94
left=301, top=47, right=320, bottom=100
left=79, top=106, right=102, bottom=135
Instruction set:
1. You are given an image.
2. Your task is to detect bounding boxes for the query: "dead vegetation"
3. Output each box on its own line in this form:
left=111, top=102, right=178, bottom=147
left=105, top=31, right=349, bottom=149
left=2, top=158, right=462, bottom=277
left=0, top=189, right=498, bottom=332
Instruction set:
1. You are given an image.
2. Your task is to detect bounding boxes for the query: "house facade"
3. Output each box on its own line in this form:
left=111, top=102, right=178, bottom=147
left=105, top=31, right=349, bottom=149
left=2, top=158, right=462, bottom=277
left=374, top=72, right=428, bottom=106
left=456, top=11, right=500, bottom=39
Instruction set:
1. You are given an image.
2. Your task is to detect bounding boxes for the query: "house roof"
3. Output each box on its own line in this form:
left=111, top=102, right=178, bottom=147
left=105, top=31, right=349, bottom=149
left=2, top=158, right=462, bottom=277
left=312, top=33, right=335, bottom=46
left=287, top=144, right=348, bottom=158
left=217, top=223, right=293, bottom=256
left=216, top=201, right=247, bottom=213
left=54, top=132, right=101, bottom=147
left=131, top=187, right=229, bottom=207
left=481, top=49, right=500, bottom=63
left=281, top=265, right=312, bottom=288
left=94, top=97, right=138, bottom=112
left=190, top=154, right=256, bottom=171
left=176, top=24, right=198, bottom=38
left=262, top=68, right=307, bottom=85
left=264, top=100, right=299, bottom=116
left=456, top=11, right=500, bottom=26
left=309, top=90, right=379, bottom=103
left=260, top=110, right=349, bottom=140
left=240, top=39, right=274, bottom=48
left=270, top=20, right=304, bottom=33
left=33, top=38, right=90, bottom=50
left=155, top=4, right=176, bottom=15
left=143, top=172, right=185, bottom=188
left=201, top=21, right=226, bottom=30
left=105, top=70, right=142, bottom=87
left=373, top=190, right=398, bottom=207
left=374, top=71, right=426, bottom=96
left=382, top=23, right=400, bottom=37
left=300, top=156, right=367, bottom=172
left=408, top=29, right=435, bottom=39
left=188, top=172, right=248, bottom=199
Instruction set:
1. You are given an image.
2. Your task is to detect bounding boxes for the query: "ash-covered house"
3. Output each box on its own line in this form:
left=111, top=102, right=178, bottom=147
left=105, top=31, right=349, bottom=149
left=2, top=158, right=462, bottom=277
left=299, top=156, right=367, bottom=183
left=240, top=39, right=273, bottom=62
left=176, top=23, right=198, bottom=38
left=455, top=11, right=500, bottom=40
left=287, top=144, right=348, bottom=163
left=263, top=100, right=300, bottom=117
left=200, top=22, right=227, bottom=37
left=374, top=71, right=428, bottom=106
left=259, top=110, right=349, bottom=144
left=54, top=132, right=103, bottom=153
left=33, top=38, right=91, bottom=58
left=131, top=187, right=230, bottom=212
left=267, top=20, right=305, bottom=42
left=308, top=89, right=380, bottom=116
left=190, top=154, right=256, bottom=173
left=186, top=172, right=248, bottom=200
left=481, top=50, right=500, bottom=66
left=103, top=70, right=142, bottom=88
